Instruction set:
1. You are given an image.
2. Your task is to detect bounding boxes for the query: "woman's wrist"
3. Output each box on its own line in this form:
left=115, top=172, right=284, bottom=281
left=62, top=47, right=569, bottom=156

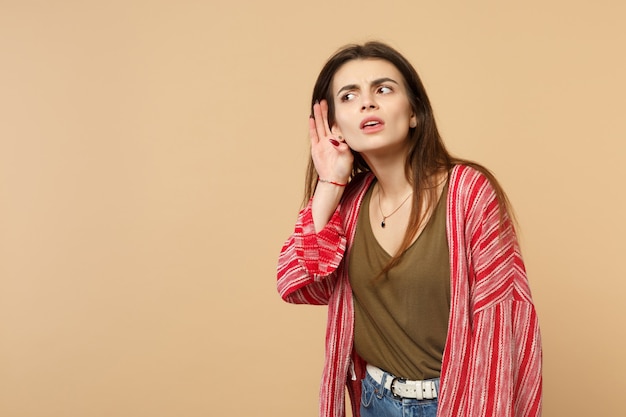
left=317, top=178, right=348, bottom=187
left=312, top=178, right=346, bottom=232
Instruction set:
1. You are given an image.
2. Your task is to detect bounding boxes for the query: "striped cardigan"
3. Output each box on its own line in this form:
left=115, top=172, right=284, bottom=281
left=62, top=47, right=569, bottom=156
left=277, top=165, right=542, bottom=417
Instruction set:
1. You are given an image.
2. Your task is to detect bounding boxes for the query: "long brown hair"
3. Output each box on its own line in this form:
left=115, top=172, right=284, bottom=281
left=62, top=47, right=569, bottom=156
left=305, top=41, right=514, bottom=274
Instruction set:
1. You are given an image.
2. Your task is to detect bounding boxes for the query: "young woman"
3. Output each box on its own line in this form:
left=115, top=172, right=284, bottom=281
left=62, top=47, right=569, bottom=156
left=277, top=41, right=542, bottom=417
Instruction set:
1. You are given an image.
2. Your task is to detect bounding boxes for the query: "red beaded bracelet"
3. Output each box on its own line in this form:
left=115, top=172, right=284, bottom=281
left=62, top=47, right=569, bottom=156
left=318, top=178, right=347, bottom=187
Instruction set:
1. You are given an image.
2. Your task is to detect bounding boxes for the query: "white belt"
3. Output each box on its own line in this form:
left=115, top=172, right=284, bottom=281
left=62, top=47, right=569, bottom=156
left=366, top=364, right=438, bottom=400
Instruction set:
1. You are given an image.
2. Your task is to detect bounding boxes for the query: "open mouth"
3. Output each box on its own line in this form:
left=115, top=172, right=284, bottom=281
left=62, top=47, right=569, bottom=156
left=360, top=117, right=385, bottom=130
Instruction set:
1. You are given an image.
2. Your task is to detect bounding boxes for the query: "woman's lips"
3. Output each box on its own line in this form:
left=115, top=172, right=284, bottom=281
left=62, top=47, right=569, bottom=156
left=360, top=117, right=385, bottom=133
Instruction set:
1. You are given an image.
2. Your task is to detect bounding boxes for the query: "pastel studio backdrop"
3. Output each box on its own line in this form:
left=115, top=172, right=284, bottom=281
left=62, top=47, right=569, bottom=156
left=1, top=1, right=625, bottom=416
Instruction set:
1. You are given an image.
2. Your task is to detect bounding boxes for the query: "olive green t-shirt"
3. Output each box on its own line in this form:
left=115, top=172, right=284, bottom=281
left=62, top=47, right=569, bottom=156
left=349, top=182, right=450, bottom=380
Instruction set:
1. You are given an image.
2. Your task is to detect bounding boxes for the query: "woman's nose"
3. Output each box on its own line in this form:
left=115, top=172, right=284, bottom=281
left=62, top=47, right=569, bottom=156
left=360, top=94, right=378, bottom=111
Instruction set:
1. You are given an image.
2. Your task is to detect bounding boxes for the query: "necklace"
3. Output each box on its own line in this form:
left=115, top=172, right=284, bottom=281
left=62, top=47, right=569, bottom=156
left=377, top=188, right=412, bottom=228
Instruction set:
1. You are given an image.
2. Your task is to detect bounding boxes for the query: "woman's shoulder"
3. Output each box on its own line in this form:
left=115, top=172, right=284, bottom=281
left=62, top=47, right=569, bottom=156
left=450, top=163, right=489, bottom=182
left=451, top=163, right=497, bottom=188
left=448, top=163, right=501, bottom=206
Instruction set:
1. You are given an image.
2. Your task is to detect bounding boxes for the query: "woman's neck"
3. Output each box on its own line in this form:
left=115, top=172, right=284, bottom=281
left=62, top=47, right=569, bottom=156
left=363, top=149, right=412, bottom=199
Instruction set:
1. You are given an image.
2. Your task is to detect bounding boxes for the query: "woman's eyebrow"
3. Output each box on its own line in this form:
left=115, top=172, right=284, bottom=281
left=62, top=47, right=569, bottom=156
left=336, top=77, right=400, bottom=97
left=372, top=77, right=399, bottom=86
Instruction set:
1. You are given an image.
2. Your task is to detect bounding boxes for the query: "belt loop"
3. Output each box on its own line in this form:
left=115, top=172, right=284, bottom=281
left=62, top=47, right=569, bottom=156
left=377, top=372, right=387, bottom=399
left=430, top=380, right=438, bottom=399
left=415, top=380, right=424, bottom=400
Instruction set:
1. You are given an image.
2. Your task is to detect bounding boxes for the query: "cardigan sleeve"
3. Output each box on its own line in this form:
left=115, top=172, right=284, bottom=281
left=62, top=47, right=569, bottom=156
left=276, top=199, right=347, bottom=305
left=462, top=170, right=543, bottom=417
left=464, top=300, right=542, bottom=417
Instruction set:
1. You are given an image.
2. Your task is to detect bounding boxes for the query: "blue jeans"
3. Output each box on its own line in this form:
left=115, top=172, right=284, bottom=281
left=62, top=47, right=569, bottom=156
left=360, top=370, right=439, bottom=417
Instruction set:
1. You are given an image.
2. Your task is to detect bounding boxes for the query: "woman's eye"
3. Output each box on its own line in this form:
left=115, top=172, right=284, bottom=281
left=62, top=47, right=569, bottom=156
left=378, top=86, right=393, bottom=94
left=341, top=92, right=356, bottom=101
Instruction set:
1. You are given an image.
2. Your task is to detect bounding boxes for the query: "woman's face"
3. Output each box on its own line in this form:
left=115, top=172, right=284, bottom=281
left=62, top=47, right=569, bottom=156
left=330, top=58, right=416, bottom=156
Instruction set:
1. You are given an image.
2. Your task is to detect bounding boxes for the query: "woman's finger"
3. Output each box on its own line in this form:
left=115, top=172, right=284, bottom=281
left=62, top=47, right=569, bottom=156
left=308, top=115, right=319, bottom=145
left=319, top=100, right=332, bottom=137
left=312, top=101, right=327, bottom=140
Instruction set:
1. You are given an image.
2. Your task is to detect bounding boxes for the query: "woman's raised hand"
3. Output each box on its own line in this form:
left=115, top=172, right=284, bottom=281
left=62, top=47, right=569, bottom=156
left=309, top=100, right=353, bottom=184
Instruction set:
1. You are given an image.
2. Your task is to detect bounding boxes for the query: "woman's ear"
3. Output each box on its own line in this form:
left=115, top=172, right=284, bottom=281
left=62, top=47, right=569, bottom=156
left=331, top=125, right=345, bottom=142
left=409, top=113, right=417, bottom=128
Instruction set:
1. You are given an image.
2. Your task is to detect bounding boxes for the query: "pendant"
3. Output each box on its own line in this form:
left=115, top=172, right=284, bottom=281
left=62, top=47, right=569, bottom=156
left=381, top=220, right=386, bottom=228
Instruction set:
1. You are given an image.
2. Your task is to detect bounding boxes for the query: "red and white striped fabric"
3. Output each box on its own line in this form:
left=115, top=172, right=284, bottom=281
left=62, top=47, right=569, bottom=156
left=277, top=165, right=542, bottom=417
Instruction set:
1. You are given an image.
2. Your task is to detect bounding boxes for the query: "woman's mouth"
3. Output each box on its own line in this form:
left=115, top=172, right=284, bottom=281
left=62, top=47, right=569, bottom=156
left=360, top=117, right=385, bottom=133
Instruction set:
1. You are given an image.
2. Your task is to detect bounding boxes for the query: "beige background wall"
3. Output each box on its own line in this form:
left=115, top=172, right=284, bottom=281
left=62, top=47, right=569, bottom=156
left=1, top=1, right=625, bottom=416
